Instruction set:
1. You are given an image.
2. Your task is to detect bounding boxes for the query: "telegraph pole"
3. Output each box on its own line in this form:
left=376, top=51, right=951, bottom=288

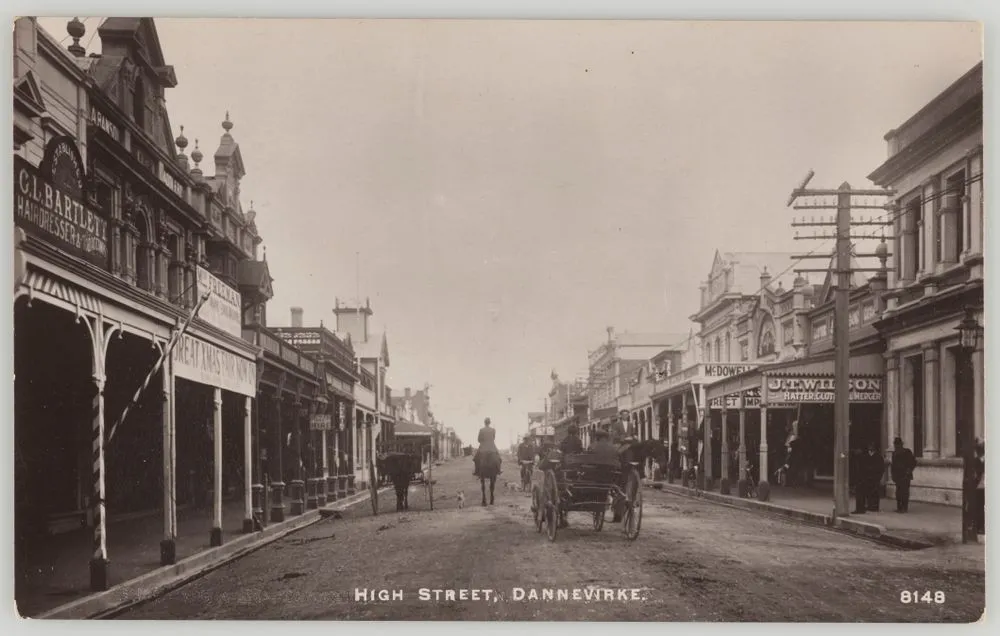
left=787, top=173, right=894, bottom=518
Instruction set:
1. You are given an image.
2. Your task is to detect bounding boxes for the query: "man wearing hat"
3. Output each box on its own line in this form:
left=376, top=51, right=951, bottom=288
left=559, top=422, right=584, bottom=456
left=588, top=428, right=621, bottom=467
left=890, top=437, right=916, bottom=513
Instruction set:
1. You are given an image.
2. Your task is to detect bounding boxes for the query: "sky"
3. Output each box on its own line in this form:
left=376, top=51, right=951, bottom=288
left=38, top=18, right=982, bottom=447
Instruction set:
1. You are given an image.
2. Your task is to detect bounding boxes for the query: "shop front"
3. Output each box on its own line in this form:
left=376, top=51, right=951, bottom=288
left=650, top=362, right=759, bottom=486
left=272, top=324, right=358, bottom=505
left=706, top=353, right=884, bottom=500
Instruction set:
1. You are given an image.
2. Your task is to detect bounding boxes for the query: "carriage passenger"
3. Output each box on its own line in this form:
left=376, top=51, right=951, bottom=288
left=587, top=428, right=620, bottom=468
left=559, top=423, right=584, bottom=456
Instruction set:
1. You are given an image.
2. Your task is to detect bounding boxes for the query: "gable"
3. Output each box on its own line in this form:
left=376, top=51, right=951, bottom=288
left=14, top=71, right=46, bottom=116
left=99, top=18, right=173, bottom=77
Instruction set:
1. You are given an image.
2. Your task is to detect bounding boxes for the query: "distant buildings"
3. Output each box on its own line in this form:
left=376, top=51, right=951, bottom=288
left=526, top=61, right=983, bottom=511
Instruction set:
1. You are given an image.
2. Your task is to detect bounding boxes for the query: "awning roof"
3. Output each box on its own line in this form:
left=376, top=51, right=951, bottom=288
left=705, top=352, right=884, bottom=401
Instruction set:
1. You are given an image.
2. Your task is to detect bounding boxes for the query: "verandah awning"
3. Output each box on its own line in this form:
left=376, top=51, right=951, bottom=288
left=705, top=352, right=885, bottom=406
left=19, top=269, right=103, bottom=316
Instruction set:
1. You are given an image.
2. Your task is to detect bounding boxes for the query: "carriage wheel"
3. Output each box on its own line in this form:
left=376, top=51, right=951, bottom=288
left=544, top=470, right=559, bottom=542
left=532, top=487, right=543, bottom=533
left=592, top=508, right=605, bottom=532
left=623, top=468, right=643, bottom=540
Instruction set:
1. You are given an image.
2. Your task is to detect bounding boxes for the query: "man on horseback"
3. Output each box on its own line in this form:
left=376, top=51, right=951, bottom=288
left=473, top=417, right=501, bottom=478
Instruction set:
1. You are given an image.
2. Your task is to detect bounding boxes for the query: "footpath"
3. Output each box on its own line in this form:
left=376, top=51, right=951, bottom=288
left=30, top=486, right=389, bottom=620
left=646, top=478, right=984, bottom=550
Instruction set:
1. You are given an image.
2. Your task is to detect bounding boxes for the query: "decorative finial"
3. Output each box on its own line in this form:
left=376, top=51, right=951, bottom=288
left=175, top=125, right=188, bottom=151
left=222, top=111, right=233, bottom=133
left=263, top=245, right=267, bottom=261
left=191, top=139, right=203, bottom=166
left=67, top=18, right=86, bottom=57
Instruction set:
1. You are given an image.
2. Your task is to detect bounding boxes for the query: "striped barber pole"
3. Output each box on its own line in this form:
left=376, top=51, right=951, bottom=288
left=92, top=377, right=108, bottom=564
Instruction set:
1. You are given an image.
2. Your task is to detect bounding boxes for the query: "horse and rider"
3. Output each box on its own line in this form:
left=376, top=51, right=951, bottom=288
left=473, top=417, right=503, bottom=506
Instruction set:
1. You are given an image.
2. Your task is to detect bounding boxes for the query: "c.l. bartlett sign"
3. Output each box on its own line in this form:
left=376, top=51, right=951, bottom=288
left=173, top=333, right=257, bottom=397
left=765, top=376, right=882, bottom=404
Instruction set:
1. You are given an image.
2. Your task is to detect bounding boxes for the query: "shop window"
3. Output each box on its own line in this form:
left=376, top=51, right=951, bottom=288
left=952, top=346, right=975, bottom=458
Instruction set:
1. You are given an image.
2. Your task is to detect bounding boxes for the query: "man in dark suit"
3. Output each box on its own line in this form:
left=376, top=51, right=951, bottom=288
left=890, top=437, right=917, bottom=513
left=854, top=442, right=885, bottom=513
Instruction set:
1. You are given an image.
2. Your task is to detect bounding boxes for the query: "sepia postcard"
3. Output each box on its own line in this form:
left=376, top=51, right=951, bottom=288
left=9, top=15, right=986, bottom=623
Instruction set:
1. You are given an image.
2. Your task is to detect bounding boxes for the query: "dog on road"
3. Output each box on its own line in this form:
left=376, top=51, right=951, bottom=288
left=456, top=490, right=466, bottom=508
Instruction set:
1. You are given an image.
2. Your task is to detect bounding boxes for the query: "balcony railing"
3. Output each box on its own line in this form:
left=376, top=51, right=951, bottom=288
left=271, top=326, right=356, bottom=374
left=242, top=324, right=318, bottom=377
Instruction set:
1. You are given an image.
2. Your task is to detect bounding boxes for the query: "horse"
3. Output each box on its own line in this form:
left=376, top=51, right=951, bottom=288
left=478, top=451, right=502, bottom=506
left=380, top=452, right=414, bottom=512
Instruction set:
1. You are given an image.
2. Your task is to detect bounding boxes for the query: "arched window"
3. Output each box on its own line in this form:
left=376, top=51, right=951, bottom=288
left=725, top=332, right=732, bottom=362
left=714, top=338, right=721, bottom=364
left=703, top=342, right=711, bottom=363
left=758, top=317, right=777, bottom=357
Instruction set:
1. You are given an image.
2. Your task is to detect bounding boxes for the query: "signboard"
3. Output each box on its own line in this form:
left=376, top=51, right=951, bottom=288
left=765, top=376, right=882, bottom=404
left=310, top=414, right=332, bottom=431
left=196, top=266, right=242, bottom=337
left=89, top=105, right=121, bottom=142
left=173, top=333, right=257, bottom=396
left=14, top=154, right=108, bottom=268
left=338, top=402, right=346, bottom=431
left=703, top=363, right=757, bottom=379
left=709, top=387, right=762, bottom=409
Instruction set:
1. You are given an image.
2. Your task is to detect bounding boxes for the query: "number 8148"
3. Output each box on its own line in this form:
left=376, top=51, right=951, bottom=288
left=900, top=591, right=945, bottom=604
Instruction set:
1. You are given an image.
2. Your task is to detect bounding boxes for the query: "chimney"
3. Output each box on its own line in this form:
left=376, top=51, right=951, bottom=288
left=291, top=307, right=303, bottom=328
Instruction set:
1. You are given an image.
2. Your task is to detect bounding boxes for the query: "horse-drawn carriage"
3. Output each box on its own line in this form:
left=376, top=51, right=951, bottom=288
left=530, top=452, right=643, bottom=542
left=378, top=440, right=426, bottom=484
left=378, top=439, right=431, bottom=512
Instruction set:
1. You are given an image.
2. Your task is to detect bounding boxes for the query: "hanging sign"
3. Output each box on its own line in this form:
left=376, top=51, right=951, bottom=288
left=13, top=155, right=108, bottom=268
left=310, top=414, right=332, bottom=431
left=196, top=266, right=242, bottom=337
left=338, top=402, right=346, bottom=431
left=173, top=333, right=257, bottom=396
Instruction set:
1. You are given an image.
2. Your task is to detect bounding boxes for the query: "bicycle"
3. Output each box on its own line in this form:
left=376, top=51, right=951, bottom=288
left=520, top=461, right=533, bottom=492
